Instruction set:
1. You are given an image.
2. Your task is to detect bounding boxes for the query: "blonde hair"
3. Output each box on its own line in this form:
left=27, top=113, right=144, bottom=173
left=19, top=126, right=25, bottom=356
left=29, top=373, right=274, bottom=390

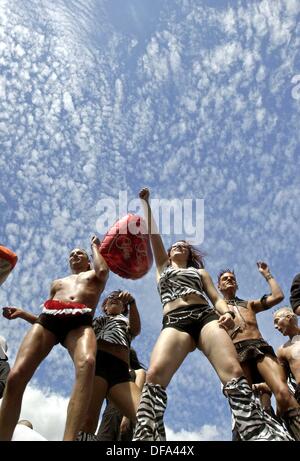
left=274, top=307, right=296, bottom=319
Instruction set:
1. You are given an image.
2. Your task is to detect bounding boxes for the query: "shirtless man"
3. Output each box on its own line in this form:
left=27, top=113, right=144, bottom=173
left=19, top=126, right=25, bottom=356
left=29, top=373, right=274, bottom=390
left=218, top=262, right=300, bottom=439
left=0, top=236, right=109, bottom=441
left=274, top=307, right=300, bottom=404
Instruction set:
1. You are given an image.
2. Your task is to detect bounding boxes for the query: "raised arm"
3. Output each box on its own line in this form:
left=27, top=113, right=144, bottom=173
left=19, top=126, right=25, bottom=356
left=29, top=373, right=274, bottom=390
left=139, top=188, right=168, bottom=273
left=252, top=262, right=284, bottom=313
left=118, top=291, right=141, bottom=337
left=91, top=235, right=109, bottom=283
left=2, top=307, right=38, bottom=324
left=200, top=269, right=235, bottom=330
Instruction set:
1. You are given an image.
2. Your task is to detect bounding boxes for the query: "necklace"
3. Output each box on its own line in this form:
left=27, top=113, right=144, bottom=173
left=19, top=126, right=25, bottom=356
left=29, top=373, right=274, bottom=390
left=226, top=297, right=247, bottom=335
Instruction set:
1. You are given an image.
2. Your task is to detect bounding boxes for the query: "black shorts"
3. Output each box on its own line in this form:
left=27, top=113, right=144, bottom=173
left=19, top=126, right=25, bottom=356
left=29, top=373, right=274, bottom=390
left=95, top=350, right=131, bottom=389
left=35, top=313, right=93, bottom=346
left=162, top=304, right=219, bottom=344
left=234, top=338, right=277, bottom=384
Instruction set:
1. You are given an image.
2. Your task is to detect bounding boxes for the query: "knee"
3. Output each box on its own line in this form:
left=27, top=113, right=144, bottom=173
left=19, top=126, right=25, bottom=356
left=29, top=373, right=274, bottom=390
left=77, top=354, right=95, bottom=376
left=146, top=367, right=165, bottom=386
left=6, top=367, right=28, bottom=393
left=223, top=359, right=243, bottom=381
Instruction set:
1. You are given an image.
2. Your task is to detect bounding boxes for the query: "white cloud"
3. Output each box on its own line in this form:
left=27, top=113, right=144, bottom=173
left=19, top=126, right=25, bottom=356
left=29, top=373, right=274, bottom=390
left=0, top=384, right=67, bottom=441
left=166, top=424, right=228, bottom=441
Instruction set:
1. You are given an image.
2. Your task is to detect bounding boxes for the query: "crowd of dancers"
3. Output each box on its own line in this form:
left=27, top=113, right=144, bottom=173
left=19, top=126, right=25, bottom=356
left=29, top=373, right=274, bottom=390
left=0, top=187, right=300, bottom=441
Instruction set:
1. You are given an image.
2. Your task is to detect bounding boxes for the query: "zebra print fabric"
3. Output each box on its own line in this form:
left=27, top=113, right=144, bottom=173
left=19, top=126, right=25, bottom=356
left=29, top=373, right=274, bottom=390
left=283, top=407, right=300, bottom=441
left=158, top=266, right=206, bottom=306
left=76, top=431, right=98, bottom=441
left=132, top=383, right=167, bottom=441
left=224, top=377, right=294, bottom=441
left=92, top=314, right=132, bottom=348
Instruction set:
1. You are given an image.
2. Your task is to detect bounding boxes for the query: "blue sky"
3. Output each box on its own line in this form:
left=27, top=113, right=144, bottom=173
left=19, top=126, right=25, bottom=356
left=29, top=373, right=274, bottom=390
left=0, top=0, right=300, bottom=440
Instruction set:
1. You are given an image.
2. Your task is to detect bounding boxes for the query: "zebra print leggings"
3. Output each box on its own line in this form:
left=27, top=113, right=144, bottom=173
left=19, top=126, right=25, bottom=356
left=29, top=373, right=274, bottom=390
left=224, top=376, right=294, bottom=441
left=132, top=383, right=167, bottom=441
left=133, top=377, right=294, bottom=441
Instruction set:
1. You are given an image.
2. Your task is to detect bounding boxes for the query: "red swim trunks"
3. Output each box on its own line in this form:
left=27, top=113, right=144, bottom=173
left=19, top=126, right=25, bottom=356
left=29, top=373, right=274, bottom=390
left=42, top=299, right=92, bottom=316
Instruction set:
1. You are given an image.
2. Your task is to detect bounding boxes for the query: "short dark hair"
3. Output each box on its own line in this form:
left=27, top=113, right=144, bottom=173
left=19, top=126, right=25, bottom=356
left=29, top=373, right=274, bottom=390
left=69, top=248, right=92, bottom=270
left=218, top=269, right=236, bottom=284
left=101, top=290, right=128, bottom=316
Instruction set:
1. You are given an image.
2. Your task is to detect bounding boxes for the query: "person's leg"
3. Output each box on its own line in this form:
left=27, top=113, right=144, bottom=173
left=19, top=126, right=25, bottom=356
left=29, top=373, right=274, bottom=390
left=106, top=381, right=140, bottom=441
left=96, top=400, right=122, bottom=441
left=0, top=324, right=57, bottom=440
left=109, top=381, right=141, bottom=422
left=133, top=327, right=194, bottom=441
left=257, top=355, right=299, bottom=413
left=198, top=321, right=292, bottom=441
left=257, top=355, right=300, bottom=440
left=77, top=375, right=108, bottom=441
left=64, top=325, right=96, bottom=441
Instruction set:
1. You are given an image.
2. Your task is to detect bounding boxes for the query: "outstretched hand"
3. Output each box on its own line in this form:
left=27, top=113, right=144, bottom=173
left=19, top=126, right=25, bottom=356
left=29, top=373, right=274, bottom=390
left=118, top=290, right=135, bottom=305
left=256, top=261, right=270, bottom=277
left=91, top=235, right=101, bottom=246
left=139, top=188, right=150, bottom=202
left=2, top=306, right=23, bottom=320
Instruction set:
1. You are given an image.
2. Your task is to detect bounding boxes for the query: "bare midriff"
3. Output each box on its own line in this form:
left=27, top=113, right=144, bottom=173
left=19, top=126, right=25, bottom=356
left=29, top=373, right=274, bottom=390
left=97, top=340, right=129, bottom=364
left=163, top=293, right=208, bottom=315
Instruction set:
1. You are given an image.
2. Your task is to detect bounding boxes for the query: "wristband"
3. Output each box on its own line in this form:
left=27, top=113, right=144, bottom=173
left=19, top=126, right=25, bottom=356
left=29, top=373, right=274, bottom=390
left=265, top=274, right=273, bottom=281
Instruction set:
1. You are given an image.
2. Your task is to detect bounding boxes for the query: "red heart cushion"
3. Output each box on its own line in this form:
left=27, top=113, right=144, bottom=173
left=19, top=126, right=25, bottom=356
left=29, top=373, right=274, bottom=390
left=99, top=214, right=153, bottom=279
left=0, top=245, right=18, bottom=286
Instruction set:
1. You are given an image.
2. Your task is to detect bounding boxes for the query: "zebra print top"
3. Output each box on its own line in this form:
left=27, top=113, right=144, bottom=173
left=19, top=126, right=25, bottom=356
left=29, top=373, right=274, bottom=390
left=157, top=265, right=205, bottom=306
left=92, top=314, right=132, bottom=349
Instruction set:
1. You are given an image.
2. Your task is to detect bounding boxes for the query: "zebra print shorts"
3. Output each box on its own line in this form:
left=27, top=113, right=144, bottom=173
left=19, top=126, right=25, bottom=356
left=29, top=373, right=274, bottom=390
left=162, top=304, right=218, bottom=343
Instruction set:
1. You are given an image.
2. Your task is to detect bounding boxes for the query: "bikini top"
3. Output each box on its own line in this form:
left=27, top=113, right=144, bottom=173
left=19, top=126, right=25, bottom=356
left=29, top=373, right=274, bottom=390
left=157, top=265, right=205, bottom=307
left=92, top=314, right=132, bottom=349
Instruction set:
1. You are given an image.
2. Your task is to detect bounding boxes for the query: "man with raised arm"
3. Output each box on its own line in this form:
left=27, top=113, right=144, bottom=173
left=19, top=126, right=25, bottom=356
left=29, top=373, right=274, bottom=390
left=0, top=236, right=109, bottom=441
left=218, top=265, right=300, bottom=439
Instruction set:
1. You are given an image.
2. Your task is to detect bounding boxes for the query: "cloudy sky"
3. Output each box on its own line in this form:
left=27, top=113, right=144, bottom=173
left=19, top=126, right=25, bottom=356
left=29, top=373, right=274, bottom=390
left=0, top=0, right=299, bottom=441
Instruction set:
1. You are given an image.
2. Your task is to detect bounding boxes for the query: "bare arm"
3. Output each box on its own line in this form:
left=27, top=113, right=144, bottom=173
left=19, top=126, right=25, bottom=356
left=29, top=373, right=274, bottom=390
left=139, top=188, right=168, bottom=273
left=91, top=235, right=109, bottom=283
left=118, top=291, right=141, bottom=337
left=276, top=346, right=289, bottom=380
left=200, top=269, right=235, bottom=330
left=252, top=262, right=284, bottom=313
left=2, top=307, right=38, bottom=324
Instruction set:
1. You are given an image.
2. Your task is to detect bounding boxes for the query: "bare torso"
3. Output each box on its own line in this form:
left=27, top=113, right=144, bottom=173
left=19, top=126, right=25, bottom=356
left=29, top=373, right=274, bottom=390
left=51, top=271, right=130, bottom=362
left=279, top=336, right=300, bottom=383
left=50, top=269, right=105, bottom=316
left=98, top=341, right=129, bottom=364
left=227, top=299, right=263, bottom=343
left=163, top=293, right=208, bottom=315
